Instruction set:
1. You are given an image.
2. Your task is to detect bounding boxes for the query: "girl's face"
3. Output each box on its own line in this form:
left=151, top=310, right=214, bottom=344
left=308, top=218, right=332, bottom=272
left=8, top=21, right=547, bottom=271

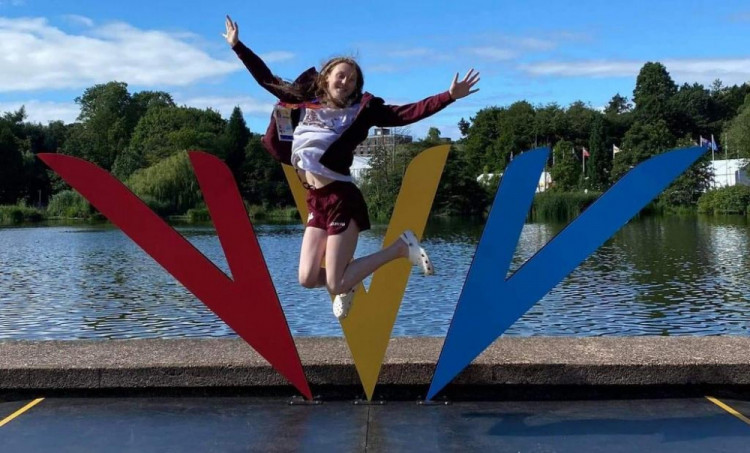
left=325, top=62, right=357, bottom=105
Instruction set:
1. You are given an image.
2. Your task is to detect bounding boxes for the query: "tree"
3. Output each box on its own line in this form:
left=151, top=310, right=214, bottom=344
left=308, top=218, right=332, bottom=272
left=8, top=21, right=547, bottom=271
left=725, top=94, right=750, bottom=158
left=565, top=101, right=597, bottom=146
left=426, top=127, right=441, bottom=144
left=632, top=62, right=677, bottom=124
left=130, top=91, right=175, bottom=117
left=0, top=124, right=24, bottom=203
left=611, top=119, right=675, bottom=183
left=534, top=103, right=566, bottom=149
left=433, top=145, right=488, bottom=216
left=238, top=135, right=294, bottom=208
left=659, top=135, right=711, bottom=206
left=124, top=151, right=201, bottom=215
left=127, top=105, right=226, bottom=167
left=461, top=107, right=505, bottom=177
left=69, top=82, right=137, bottom=169
left=604, top=93, right=632, bottom=115
left=549, top=140, right=579, bottom=191
left=222, top=106, right=251, bottom=181
left=669, top=82, right=717, bottom=139
left=587, top=114, right=610, bottom=190
left=457, top=118, right=470, bottom=136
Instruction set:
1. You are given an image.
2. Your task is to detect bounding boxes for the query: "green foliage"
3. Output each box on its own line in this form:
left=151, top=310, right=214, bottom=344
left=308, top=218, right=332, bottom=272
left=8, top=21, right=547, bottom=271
left=1, top=68, right=749, bottom=220
left=566, top=101, right=597, bottom=145
left=125, top=151, right=201, bottom=216
left=46, top=190, right=92, bottom=218
left=534, top=103, right=567, bottom=145
left=359, top=142, right=414, bottom=220
left=549, top=140, right=579, bottom=191
left=587, top=114, right=610, bottom=190
left=632, top=62, right=677, bottom=124
left=186, top=207, right=211, bottom=222
left=0, top=203, right=45, bottom=224
left=221, top=106, right=251, bottom=180
left=127, top=105, right=226, bottom=168
left=611, top=119, right=674, bottom=182
left=669, top=83, right=716, bottom=138
left=530, top=191, right=601, bottom=222
left=697, top=185, right=750, bottom=214
left=658, top=136, right=712, bottom=206
left=605, top=93, right=632, bottom=115
left=238, top=135, right=294, bottom=208
left=726, top=94, right=750, bottom=158
left=433, top=145, right=489, bottom=216
left=66, top=81, right=138, bottom=170
left=0, top=123, right=24, bottom=204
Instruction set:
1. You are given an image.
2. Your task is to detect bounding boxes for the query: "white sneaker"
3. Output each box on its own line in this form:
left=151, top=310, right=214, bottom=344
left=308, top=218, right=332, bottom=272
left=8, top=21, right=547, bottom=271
left=332, top=288, right=356, bottom=320
left=400, top=230, right=434, bottom=276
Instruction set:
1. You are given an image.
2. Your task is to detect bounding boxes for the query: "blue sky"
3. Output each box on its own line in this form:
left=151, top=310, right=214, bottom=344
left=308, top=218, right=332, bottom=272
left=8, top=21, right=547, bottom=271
left=1, top=0, right=749, bottom=140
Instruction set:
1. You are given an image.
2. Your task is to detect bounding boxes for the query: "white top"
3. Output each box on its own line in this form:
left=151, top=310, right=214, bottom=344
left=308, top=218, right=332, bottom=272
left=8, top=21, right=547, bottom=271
left=291, top=104, right=360, bottom=181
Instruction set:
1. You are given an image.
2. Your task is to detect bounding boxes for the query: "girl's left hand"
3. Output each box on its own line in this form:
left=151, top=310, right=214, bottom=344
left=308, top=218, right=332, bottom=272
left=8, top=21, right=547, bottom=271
left=449, top=69, right=480, bottom=100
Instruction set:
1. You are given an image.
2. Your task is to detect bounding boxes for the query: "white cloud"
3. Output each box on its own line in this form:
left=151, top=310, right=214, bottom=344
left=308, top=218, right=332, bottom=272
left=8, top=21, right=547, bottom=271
left=467, top=46, right=516, bottom=61
left=258, top=51, right=295, bottom=63
left=0, top=100, right=79, bottom=124
left=0, top=16, right=274, bottom=93
left=514, top=37, right=557, bottom=52
left=176, top=95, right=275, bottom=118
left=62, top=14, right=94, bottom=27
left=367, top=64, right=399, bottom=73
left=520, top=60, right=640, bottom=77
left=0, top=94, right=277, bottom=126
left=519, top=58, right=750, bottom=85
left=387, top=48, right=434, bottom=58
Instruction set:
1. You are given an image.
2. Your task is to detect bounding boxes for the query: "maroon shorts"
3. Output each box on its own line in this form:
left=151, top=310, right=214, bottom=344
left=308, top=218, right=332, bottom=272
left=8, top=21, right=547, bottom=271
left=306, top=181, right=371, bottom=235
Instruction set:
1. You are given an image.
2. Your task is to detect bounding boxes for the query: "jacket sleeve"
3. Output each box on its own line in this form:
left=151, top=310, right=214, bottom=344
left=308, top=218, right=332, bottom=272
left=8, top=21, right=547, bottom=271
left=231, top=40, right=292, bottom=100
left=370, top=91, right=455, bottom=127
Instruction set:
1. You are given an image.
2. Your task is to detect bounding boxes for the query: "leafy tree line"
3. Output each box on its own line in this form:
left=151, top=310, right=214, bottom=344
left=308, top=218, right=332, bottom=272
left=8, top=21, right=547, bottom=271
left=454, top=62, right=750, bottom=208
left=2, top=61, right=750, bottom=221
left=0, top=81, right=291, bottom=215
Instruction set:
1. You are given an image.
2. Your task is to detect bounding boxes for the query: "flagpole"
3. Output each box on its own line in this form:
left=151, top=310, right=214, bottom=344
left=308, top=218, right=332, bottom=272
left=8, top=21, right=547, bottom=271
left=582, top=151, right=585, bottom=175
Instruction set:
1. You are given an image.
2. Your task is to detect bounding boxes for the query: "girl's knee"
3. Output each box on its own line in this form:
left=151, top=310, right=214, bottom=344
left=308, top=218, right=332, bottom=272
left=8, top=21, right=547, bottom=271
left=298, top=271, right=319, bottom=289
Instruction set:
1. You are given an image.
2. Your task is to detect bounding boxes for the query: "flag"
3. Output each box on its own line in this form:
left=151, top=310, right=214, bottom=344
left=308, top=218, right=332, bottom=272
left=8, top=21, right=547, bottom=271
left=710, top=134, right=718, bottom=151
left=612, top=144, right=621, bottom=155
left=582, top=147, right=590, bottom=158
left=699, top=136, right=709, bottom=147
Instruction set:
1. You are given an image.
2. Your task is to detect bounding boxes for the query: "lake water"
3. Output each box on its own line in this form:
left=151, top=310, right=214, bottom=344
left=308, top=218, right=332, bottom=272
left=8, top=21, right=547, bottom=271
left=0, top=215, right=748, bottom=339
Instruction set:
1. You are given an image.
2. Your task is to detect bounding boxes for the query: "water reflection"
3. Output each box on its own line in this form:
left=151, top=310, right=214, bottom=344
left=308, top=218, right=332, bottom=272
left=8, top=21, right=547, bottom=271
left=0, top=216, right=748, bottom=339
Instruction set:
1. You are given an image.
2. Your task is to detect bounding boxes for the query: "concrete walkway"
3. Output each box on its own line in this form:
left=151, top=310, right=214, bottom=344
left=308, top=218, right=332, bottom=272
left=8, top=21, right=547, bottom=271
left=2, top=396, right=750, bottom=452
left=2, top=337, right=750, bottom=399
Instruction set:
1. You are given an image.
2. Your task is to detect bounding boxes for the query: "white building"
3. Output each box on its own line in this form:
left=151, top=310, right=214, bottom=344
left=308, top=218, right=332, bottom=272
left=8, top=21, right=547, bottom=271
left=477, top=171, right=552, bottom=193
left=709, top=159, right=750, bottom=189
left=350, top=155, right=372, bottom=182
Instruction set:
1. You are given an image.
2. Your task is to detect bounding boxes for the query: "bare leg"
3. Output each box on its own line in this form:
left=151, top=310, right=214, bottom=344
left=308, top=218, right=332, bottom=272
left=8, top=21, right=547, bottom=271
left=325, top=222, right=409, bottom=295
left=298, top=226, right=328, bottom=288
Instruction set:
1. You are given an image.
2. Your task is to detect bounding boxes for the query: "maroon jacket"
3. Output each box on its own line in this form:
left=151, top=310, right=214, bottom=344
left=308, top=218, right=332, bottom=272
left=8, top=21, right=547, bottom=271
left=232, top=41, right=454, bottom=176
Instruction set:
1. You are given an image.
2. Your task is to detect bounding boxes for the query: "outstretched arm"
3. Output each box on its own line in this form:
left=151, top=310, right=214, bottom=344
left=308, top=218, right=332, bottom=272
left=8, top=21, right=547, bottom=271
left=224, top=15, right=292, bottom=100
left=373, top=69, right=480, bottom=127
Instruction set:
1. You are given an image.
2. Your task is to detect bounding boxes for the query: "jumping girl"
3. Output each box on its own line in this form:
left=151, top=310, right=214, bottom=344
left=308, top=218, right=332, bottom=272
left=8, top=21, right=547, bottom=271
left=224, top=15, right=479, bottom=319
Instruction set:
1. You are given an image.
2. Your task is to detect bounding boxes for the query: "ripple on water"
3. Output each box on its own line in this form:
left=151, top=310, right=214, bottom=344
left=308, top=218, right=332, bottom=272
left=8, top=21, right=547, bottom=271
left=0, top=217, right=749, bottom=339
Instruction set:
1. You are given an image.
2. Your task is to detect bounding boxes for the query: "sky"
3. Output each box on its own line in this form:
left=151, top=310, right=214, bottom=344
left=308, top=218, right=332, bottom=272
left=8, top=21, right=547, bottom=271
left=1, top=0, right=749, bottom=141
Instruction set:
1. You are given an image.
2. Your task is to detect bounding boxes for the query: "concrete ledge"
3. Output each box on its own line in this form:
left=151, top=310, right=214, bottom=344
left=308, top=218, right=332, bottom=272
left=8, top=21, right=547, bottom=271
left=1, top=337, right=749, bottom=396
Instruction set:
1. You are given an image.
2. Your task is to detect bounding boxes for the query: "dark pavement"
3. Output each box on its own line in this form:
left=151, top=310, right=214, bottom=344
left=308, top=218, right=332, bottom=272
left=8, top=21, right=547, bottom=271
left=2, top=396, right=749, bottom=452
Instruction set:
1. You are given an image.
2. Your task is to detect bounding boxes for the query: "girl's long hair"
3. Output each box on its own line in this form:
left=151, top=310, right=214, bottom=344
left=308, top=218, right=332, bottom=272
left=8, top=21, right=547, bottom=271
left=272, top=57, right=364, bottom=107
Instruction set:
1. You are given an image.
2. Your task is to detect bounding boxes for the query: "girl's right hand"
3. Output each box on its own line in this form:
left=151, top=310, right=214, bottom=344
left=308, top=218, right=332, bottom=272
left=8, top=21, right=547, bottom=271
left=223, top=15, right=238, bottom=47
